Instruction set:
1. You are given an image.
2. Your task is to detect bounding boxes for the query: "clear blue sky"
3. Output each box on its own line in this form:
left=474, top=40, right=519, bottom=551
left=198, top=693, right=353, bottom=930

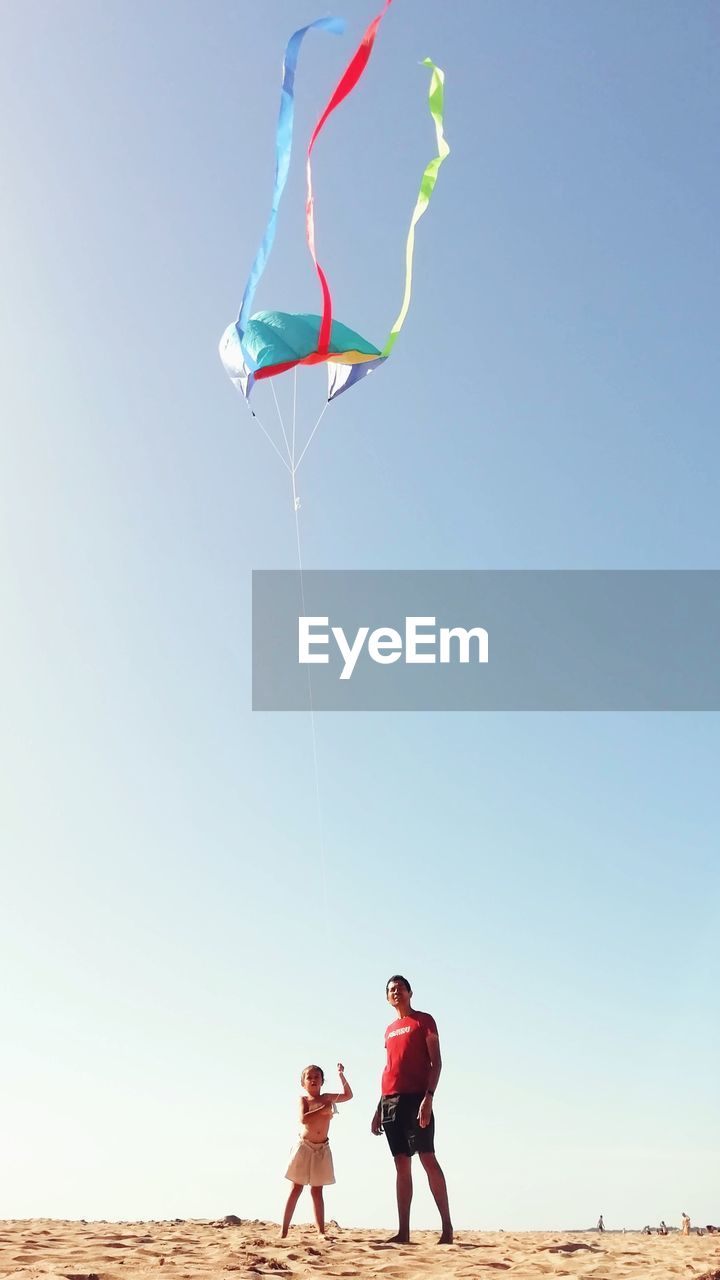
left=1, top=0, right=719, bottom=1231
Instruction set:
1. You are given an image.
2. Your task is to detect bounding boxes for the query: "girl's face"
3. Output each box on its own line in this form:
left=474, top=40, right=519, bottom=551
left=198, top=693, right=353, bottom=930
left=302, top=1068, right=323, bottom=1095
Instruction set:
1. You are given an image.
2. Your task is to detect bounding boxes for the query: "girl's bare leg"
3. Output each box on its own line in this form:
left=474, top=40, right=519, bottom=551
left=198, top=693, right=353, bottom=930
left=310, top=1185, right=325, bottom=1235
left=281, top=1184, right=303, bottom=1237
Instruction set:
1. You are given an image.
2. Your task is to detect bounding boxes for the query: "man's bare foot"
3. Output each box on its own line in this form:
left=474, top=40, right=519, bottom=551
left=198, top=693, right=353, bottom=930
left=385, top=1234, right=410, bottom=1244
left=438, top=1229, right=454, bottom=1244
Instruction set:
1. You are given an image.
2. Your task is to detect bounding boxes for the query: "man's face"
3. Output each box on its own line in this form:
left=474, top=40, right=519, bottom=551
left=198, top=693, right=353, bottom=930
left=302, top=1068, right=323, bottom=1096
left=386, top=979, right=411, bottom=1011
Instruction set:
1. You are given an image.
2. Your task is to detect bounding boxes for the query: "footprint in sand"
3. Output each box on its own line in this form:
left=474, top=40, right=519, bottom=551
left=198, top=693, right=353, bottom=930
left=458, top=1266, right=509, bottom=1275
left=543, top=1242, right=600, bottom=1254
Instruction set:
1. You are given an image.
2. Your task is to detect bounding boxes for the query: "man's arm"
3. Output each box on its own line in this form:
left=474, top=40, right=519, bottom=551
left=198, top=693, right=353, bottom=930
left=371, top=1098, right=383, bottom=1135
left=426, top=1030, right=442, bottom=1093
left=418, top=1028, right=442, bottom=1128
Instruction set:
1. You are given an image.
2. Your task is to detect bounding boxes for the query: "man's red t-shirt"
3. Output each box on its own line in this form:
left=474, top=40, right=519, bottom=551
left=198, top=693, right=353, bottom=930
left=381, top=1010, right=438, bottom=1095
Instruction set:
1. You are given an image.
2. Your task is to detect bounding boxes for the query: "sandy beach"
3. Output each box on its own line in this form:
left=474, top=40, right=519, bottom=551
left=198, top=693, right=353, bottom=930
left=1, top=1219, right=718, bottom=1280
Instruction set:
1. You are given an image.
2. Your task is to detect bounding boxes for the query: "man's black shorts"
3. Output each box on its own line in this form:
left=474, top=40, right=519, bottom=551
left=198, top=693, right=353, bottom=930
left=381, top=1093, right=435, bottom=1157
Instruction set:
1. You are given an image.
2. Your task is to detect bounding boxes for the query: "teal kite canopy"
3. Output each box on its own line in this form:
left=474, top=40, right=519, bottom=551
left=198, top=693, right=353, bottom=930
left=243, top=311, right=382, bottom=372
left=219, top=312, right=386, bottom=401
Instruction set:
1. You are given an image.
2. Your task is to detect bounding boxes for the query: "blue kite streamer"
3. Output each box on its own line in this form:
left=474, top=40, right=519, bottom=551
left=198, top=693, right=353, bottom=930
left=236, top=16, right=345, bottom=339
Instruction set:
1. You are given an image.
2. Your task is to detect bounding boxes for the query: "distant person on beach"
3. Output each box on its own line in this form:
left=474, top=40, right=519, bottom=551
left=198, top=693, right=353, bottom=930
left=681, top=1213, right=691, bottom=1235
left=281, top=1063, right=353, bottom=1238
left=597, top=1215, right=605, bottom=1232
left=371, top=975, right=453, bottom=1244
left=658, top=1221, right=668, bottom=1235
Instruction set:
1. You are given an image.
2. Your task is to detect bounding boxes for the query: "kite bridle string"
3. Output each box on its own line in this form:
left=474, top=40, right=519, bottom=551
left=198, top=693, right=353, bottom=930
left=294, top=401, right=328, bottom=472
left=244, top=399, right=292, bottom=474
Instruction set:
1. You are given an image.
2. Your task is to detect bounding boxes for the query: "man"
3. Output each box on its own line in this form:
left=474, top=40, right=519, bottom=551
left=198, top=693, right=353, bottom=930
left=371, top=974, right=453, bottom=1244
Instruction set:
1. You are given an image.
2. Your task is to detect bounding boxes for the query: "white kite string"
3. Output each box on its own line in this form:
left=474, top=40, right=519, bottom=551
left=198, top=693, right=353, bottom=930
left=243, top=399, right=292, bottom=473
left=248, top=377, right=332, bottom=928
left=294, top=401, right=329, bottom=473
left=291, top=514, right=329, bottom=929
left=271, top=379, right=294, bottom=471
left=291, top=367, right=298, bottom=466
left=289, top=379, right=330, bottom=928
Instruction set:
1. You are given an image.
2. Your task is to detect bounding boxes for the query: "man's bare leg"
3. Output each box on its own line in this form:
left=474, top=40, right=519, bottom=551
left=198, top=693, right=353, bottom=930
left=386, top=1155, right=412, bottom=1243
left=281, top=1183, right=303, bottom=1237
left=418, top=1152, right=453, bottom=1243
left=310, top=1185, right=325, bottom=1235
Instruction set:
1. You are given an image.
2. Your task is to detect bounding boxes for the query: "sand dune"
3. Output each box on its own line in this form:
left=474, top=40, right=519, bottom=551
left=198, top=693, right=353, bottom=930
left=1, top=1219, right=719, bottom=1280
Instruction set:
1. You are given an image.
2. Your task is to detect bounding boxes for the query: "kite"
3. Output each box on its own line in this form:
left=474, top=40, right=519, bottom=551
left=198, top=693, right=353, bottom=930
left=219, top=0, right=449, bottom=421
left=218, top=2, right=448, bottom=901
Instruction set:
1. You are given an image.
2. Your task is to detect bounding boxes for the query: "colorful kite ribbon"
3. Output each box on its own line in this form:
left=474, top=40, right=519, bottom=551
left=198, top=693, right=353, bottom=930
left=304, top=0, right=394, bottom=359
left=326, top=54, right=449, bottom=399
left=236, top=15, right=345, bottom=344
left=381, top=59, right=449, bottom=356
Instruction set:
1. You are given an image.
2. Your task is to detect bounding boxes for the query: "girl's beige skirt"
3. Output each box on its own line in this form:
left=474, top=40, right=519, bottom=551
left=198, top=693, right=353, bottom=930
left=285, top=1138, right=335, bottom=1186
